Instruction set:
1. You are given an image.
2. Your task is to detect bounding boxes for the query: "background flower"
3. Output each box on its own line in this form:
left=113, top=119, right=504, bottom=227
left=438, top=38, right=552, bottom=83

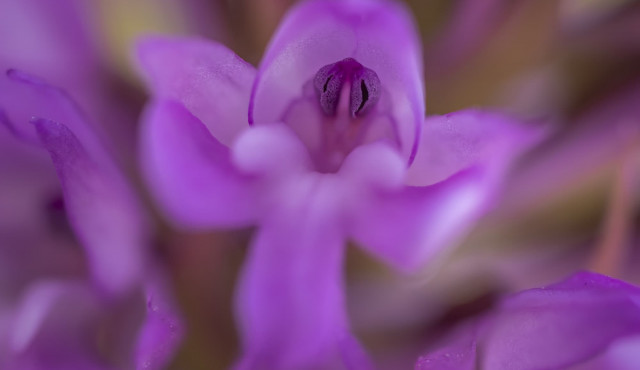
left=417, top=271, right=640, bottom=370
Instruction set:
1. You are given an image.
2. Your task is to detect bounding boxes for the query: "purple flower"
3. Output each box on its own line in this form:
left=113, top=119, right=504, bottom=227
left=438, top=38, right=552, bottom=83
left=135, top=0, right=542, bottom=367
left=0, top=76, right=183, bottom=367
left=0, top=49, right=181, bottom=370
left=0, top=0, right=245, bottom=367
left=416, top=271, right=640, bottom=370
left=1, top=69, right=150, bottom=296
left=0, top=275, right=182, bottom=370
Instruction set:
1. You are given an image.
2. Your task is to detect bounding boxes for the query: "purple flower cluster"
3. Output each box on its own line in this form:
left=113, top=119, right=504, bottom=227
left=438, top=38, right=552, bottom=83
left=0, top=0, right=639, bottom=369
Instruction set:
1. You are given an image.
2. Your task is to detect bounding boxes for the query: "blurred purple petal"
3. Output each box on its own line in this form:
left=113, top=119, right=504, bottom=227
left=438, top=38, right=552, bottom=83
left=503, top=81, right=640, bottom=211
left=234, top=179, right=355, bottom=369
left=425, top=0, right=515, bottom=76
left=417, top=272, right=640, bottom=370
left=1, top=70, right=113, bottom=164
left=407, top=109, right=545, bottom=187
left=140, top=100, right=257, bottom=228
left=136, top=274, right=184, bottom=370
left=232, top=123, right=313, bottom=176
left=136, top=36, right=256, bottom=146
left=5, top=281, right=109, bottom=370
left=415, top=325, right=478, bottom=370
left=0, top=0, right=100, bottom=99
left=351, top=167, right=489, bottom=272
left=33, top=118, right=148, bottom=295
left=249, top=0, right=424, bottom=162
left=0, top=127, right=84, bottom=295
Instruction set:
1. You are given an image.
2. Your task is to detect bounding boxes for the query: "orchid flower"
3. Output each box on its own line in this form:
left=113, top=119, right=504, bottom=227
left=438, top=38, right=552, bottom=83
left=416, top=271, right=640, bottom=370
left=135, top=0, right=542, bottom=367
left=0, top=48, right=182, bottom=370
left=0, top=71, right=184, bottom=369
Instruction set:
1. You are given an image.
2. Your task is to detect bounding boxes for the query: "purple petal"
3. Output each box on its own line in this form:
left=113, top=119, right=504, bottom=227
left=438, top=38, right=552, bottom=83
left=406, top=109, right=545, bottom=187
left=415, top=325, right=478, bottom=370
left=1, top=70, right=110, bottom=161
left=6, top=281, right=109, bottom=370
left=0, top=116, right=87, bottom=304
left=0, top=0, right=100, bottom=104
left=350, top=167, right=489, bottom=272
left=482, top=272, right=640, bottom=370
left=33, top=119, right=148, bottom=295
left=136, top=274, right=184, bottom=370
left=502, top=80, right=640, bottom=210
left=231, top=123, right=313, bottom=176
left=234, top=178, right=366, bottom=369
left=140, top=99, right=257, bottom=229
left=417, top=272, right=640, bottom=370
left=425, top=0, right=514, bottom=75
left=249, top=0, right=424, bottom=162
left=136, top=36, right=256, bottom=146
left=0, top=0, right=139, bottom=162
left=578, top=335, right=640, bottom=369
left=338, top=142, right=407, bottom=190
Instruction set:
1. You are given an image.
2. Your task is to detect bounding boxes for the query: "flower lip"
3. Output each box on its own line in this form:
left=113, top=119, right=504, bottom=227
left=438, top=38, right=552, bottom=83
left=313, top=58, right=381, bottom=118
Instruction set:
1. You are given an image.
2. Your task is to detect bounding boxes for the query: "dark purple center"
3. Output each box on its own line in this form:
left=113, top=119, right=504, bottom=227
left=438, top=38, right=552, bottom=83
left=313, top=58, right=381, bottom=117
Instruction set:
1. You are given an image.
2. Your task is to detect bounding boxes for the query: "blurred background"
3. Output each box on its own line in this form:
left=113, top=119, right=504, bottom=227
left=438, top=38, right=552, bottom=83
left=1, top=0, right=639, bottom=368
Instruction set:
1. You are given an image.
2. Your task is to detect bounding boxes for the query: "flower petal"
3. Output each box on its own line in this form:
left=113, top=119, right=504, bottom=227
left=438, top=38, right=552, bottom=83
left=338, top=141, right=407, bottom=190
left=350, top=167, right=489, bottom=272
left=0, top=70, right=111, bottom=160
left=234, top=177, right=367, bottom=369
left=417, top=272, right=640, bottom=370
left=136, top=36, right=256, bottom=146
left=249, top=0, right=424, bottom=162
left=33, top=119, right=148, bottom=295
left=425, top=0, right=515, bottom=75
left=406, top=109, right=545, bottom=186
left=0, top=70, right=149, bottom=296
left=7, top=280, right=108, bottom=370
left=136, top=273, right=184, bottom=370
left=481, top=272, right=640, bottom=370
left=231, top=123, right=313, bottom=177
left=140, top=99, right=257, bottom=229
left=415, top=324, right=478, bottom=370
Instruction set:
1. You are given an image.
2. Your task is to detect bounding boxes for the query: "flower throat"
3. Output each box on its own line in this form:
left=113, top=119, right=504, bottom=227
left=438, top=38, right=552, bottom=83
left=313, top=58, right=381, bottom=118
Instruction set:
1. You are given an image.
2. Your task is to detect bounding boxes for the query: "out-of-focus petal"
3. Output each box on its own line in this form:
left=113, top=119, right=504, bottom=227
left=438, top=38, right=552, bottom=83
left=414, top=324, right=478, bottom=370
left=234, top=177, right=365, bottom=369
left=135, top=274, right=184, bottom=370
left=501, top=81, right=640, bottom=211
left=417, top=272, right=640, bottom=370
left=6, top=281, right=109, bottom=370
left=482, top=272, right=640, bottom=370
left=338, top=142, right=407, bottom=190
left=425, top=0, right=515, bottom=75
left=249, top=0, right=424, bottom=162
left=406, top=110, right=544, bottom=186
left=578, top=335, right=640, bottom=369
left=140, top=100, right=257, bottom=229
left=136, top=36, right=256, bottom=146
left=33, top=119, right=147, bottom=295
left=0, top=70, right=115, bottom=160
left=350, top=168, right=489, bottom=272
left=0, top=126, right=86, bottom=299
left=0, top=0, right=139, bottom=164
left=0, top=0, right=100, bottom=104
left=231, top=123, right=313, bottom=177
